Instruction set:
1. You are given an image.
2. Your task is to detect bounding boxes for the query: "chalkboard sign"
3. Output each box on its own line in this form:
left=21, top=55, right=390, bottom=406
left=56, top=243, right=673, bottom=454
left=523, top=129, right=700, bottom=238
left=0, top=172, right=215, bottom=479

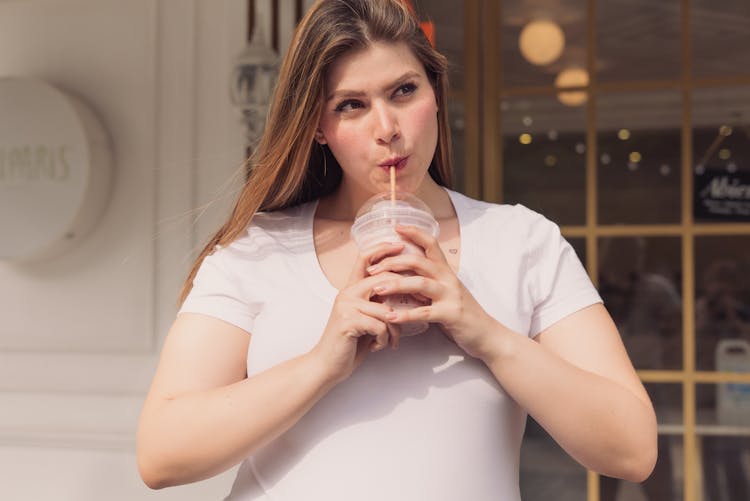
left=694, top=170, right=750, bottom=222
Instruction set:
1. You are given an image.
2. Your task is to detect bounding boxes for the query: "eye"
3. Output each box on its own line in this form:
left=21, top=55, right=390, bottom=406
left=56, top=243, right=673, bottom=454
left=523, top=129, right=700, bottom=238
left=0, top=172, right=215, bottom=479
left=394, top=82, right=417, bottom=98
left=334, top=99, right=364, bottom=113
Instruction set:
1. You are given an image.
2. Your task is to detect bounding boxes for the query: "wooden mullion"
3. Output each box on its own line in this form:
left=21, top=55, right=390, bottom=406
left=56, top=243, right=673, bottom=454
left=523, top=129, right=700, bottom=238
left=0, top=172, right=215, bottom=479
left=586, top=1, right=599, bottom=500
left=680, top=0, right=697, bottom=500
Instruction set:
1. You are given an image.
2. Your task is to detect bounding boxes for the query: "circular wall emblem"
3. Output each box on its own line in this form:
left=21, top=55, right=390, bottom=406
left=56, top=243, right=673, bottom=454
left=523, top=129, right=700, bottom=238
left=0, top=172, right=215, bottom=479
left=0, top=77, right=112, bottom=261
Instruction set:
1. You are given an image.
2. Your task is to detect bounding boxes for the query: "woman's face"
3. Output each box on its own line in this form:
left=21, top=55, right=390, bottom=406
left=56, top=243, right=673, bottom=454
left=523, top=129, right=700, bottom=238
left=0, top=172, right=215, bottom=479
left=316, top=41, right=439, bottom=204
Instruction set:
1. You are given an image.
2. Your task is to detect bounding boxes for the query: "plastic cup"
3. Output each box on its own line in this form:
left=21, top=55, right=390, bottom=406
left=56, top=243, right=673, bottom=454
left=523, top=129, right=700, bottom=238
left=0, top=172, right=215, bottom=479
left=351, top=191, right=440, bottom=336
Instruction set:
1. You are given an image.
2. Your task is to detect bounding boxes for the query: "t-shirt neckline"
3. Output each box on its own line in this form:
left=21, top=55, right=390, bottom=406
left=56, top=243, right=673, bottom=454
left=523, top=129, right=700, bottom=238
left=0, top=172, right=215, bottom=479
left=301, top=188, right=469, bottom=302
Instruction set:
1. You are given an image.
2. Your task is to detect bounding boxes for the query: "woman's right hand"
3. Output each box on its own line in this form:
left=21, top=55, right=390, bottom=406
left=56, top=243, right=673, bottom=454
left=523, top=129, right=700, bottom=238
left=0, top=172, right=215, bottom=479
left=310, top=242, right=405, bottom=385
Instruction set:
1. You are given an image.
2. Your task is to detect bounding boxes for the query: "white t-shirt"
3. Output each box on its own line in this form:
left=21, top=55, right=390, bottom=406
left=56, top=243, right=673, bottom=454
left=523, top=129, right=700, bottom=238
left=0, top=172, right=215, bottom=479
left=180, top=189, right=602, bottom=501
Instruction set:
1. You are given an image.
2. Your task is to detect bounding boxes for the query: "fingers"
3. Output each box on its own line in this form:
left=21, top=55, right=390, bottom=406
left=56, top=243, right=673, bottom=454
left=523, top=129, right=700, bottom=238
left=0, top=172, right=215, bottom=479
left=346, top=241, right=405, bottom=286
left=334, top=297, right=397, bottom=352
left=355, top=297, right=394, bottom=321
left=356, top=299, right=401, bottom=350
left=386, top=322, right=401, bottom=349
left=395, top=225, right=446, bottom=263
left=387, top=304, right=432, bottom=325
left=347, top=271, right=404, bottom=300
left=373, top=274, right=444, bottom=301
left=366, top=252, right=440, bottom=279
left=356, top=315, right=390, bottom=352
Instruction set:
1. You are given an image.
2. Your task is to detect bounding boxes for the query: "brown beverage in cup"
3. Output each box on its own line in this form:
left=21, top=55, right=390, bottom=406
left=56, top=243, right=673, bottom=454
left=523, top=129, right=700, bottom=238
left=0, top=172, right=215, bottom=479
left=350, top=191, right=439, bottom=336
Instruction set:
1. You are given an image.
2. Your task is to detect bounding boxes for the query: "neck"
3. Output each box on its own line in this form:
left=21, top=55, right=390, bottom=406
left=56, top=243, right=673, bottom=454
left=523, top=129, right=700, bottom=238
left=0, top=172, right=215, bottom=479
left=316, top=176, right=454, bottom=221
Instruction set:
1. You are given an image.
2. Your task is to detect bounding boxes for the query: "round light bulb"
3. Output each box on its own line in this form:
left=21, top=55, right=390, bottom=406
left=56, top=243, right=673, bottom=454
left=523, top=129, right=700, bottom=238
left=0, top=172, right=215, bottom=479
left=555, top=68, right=588, bottom=106
left=519, top=20, right=565, bottom=66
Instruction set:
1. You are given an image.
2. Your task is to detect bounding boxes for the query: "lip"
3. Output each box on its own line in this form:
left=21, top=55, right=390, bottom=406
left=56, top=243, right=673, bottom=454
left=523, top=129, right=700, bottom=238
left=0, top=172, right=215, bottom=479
left=378, top=155, right=408, bottom=171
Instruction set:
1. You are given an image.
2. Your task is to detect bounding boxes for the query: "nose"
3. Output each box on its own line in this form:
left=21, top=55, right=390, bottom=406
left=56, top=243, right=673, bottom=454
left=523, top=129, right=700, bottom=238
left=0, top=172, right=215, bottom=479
left=372, top=101, right=400, bottom=145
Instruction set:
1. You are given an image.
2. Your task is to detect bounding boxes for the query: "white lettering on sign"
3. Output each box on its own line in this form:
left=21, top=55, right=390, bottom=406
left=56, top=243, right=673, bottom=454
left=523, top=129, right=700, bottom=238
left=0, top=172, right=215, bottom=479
left=700, top=175, right=750, bottom=200
left=0, top=145, right=71, bottom=184
left=0, top=77, right=112, bottom=261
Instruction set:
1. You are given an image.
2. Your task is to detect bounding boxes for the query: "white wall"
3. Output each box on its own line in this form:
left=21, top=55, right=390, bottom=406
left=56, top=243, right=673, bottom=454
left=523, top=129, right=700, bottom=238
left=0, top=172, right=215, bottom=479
left=0, top=0, right=280, bottom=498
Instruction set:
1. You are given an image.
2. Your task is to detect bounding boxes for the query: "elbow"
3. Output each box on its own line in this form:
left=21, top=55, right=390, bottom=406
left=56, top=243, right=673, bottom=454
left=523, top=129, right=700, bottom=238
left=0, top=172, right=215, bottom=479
left=137, top=454, right=172, bottom=490
left=617, top=428, right=658, bottom=483
left=137, top=439, right=183, bottom=490
left=620, top=402, right=659, bottom=483
left=621, top=445, right=657, bottom=483
left=137, top=415, right=187, bottom=489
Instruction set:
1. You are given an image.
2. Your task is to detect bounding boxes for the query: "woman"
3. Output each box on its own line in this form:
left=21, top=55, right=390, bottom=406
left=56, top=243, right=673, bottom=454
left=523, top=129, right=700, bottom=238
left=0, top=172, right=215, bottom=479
left=137, top=1, right=657, bottom=499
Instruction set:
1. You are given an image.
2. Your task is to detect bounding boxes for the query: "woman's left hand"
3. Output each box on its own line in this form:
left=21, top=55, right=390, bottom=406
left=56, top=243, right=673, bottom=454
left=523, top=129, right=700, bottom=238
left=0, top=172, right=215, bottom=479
left=366, top=225, right=499, bottom=359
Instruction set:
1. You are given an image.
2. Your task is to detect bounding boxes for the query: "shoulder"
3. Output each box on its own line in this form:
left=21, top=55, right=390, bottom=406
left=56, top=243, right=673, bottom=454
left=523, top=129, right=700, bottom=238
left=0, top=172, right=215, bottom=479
left=214, top=202, right=315, bottom=261
left=447, top=189, right=554, bottom=239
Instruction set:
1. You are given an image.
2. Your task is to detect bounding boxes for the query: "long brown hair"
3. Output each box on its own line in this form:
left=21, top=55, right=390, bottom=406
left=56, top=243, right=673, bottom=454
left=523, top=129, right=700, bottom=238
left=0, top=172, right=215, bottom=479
left=180, top=0, right=452, bottom=303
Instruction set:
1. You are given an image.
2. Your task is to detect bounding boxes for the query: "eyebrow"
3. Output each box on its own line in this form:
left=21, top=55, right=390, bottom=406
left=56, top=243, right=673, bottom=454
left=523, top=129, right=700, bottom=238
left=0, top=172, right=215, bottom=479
left=325, top=70, right=423, bottom=102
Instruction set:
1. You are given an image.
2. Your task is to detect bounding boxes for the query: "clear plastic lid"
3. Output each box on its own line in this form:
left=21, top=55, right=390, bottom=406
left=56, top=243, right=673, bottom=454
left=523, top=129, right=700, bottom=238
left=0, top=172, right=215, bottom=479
left=350, top=191, right=439, bottom=246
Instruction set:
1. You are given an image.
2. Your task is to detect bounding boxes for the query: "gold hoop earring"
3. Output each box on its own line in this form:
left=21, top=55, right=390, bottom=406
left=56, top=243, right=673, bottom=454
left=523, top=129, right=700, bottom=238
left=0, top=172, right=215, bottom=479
left=317, top=143, right=327, bottom=180
left=323, top=148, right=327, bottom=178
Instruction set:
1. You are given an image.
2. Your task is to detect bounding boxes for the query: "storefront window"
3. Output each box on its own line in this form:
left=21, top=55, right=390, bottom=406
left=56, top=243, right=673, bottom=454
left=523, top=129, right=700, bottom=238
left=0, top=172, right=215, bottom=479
left=597, top=91, right=682, bottom=225
left=598, top=236, right=683, bottom=370
left=520, top=417, right=587, bottom=501
left=694, top=236, right=750, bottom=371
left=696, top=383, right=750, bottom=501
left=692, top=86, right=750, bottom=224
left=501, top=0, right=588, bottom=88
left=601, top=384, right=684, bottom=501
left=691, top=0, right=750, bottom=78
left=502, top=95, right=587, bottom=225
left=597, top=0, right=681, bottom=82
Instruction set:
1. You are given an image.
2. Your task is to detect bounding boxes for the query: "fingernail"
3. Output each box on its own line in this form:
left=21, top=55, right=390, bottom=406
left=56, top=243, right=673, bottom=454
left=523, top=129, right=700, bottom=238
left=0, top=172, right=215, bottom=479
left=373, top=285, right=387, bottom=294
left=386, top=312, right=398, bottom=321
left=367, top=265, right=378, bottom=274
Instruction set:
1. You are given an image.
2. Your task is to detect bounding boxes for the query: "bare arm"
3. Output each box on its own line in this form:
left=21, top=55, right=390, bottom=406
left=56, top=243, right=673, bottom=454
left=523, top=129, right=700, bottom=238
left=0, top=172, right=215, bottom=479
left=137, top=244, right=404, bottom=489
left=480, top=304, right=657, bottom=481
left=136, top=313, right=333, bottom=489
left=374, top=226, right=657, bottom=482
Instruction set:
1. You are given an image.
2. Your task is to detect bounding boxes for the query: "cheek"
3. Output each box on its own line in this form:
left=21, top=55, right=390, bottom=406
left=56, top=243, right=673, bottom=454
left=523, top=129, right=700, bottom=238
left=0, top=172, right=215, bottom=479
left=320, top=121, right=363, bottom=152
left=319, top=122, right=367, bottom=174
left=409, top=99, right=439, bottom=141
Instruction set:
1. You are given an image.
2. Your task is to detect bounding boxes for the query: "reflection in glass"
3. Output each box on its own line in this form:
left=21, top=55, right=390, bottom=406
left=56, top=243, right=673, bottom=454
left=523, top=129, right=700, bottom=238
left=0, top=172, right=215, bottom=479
left=520, top=418, right=586, bottom=501
left=648, top=383, right=684, bottom=427
left=692, top=87, right=750, bottom=223
left=597, top=91, right=682, bottom=224
left=412, top=1, right=466, bottom=191
left=696, top=384, right=750, bottom=501
left=567, top=237, right=586, bottom=271
left=413, top=1, right=465, bottom=90
left=502, top=96, right=586, bottom=225
left=694, top=237, right=750, bottom=371
left=597, top=0, right=680, bottom=82
left=598, top=237, right=683, bottom=370
left=601, top=385, right=683, bottom=501
left=600, top=437, right=683, bottom=501
left=448, top=97, right=466, bottom=192
left=501, top=0, right=587, bottom=88
left=692, top=0, right=750, bottom=78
